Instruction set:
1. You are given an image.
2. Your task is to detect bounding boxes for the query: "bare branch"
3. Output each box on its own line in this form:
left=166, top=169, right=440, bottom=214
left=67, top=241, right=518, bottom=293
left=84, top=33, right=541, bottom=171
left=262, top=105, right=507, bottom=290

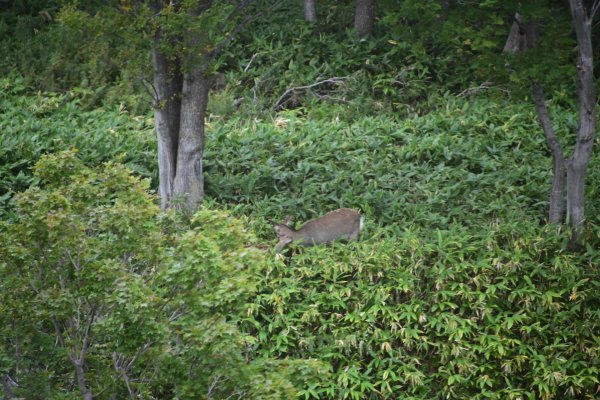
left=78, top=305, right=99, bottom=362
left=207, top=374, right=223, bottom=398
left=112, top=341, right=152, bottom=399
left=112, top=353, right=136, bottom=398
left=141, top=77, right=160, bottom=107
left=126, top=341, right=152, bottom=372
left=591, top=0, right=600, bottom=19
left=50, top=316, right=71, bottom=360
left=456, top=81, right=508, bottom=97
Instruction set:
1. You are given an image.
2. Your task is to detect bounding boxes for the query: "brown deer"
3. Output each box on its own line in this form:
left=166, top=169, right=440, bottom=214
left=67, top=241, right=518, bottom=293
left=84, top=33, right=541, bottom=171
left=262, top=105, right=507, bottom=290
left=274, top=208, right=363, bottom=252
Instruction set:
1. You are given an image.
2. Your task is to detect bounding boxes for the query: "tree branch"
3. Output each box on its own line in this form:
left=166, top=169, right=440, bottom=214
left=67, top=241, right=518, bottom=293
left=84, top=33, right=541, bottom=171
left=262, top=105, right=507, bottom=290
left=78, top=305, right=98, bottom=363
left=457, top=81, right=509, bottom=97
left=590, top=0, right=600, bottom=19
left=112, top=341, right=151, bottom=399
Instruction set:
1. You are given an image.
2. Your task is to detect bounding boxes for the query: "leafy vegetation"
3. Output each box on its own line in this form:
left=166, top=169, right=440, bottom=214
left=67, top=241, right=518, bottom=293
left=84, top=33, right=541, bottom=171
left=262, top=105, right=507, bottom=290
left=0, top=75, right=156, bottom=218
left=0, top=151, right=326, bottom=399
left=1, top=0, right=599, bottom=398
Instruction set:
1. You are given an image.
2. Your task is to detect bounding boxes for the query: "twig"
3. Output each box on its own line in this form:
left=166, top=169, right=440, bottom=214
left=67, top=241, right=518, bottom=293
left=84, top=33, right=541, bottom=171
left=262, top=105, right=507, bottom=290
left=207, top=374, right=223, bottom=398
left=244, top=53, right=258, bottom=73
left=140, top=77, right=160, bottom=107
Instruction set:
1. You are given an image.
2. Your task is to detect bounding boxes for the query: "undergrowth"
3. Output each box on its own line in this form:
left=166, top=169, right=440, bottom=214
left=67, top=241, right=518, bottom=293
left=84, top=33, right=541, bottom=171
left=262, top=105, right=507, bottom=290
left=0, top=75, right=155, bottom=217
left=1, top=77, right=599, bottom=399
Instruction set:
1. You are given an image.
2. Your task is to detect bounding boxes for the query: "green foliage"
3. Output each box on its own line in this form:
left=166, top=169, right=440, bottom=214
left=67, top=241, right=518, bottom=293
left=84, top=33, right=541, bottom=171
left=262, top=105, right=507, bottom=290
left=0, top=0, right=149, bottom=111
left=0, top=151, right=318, bottom=399
left=222, top=12, right=435, bottom=115
left=2, top=77, right=599, bottom=399
left=201, top=95, right=600, bottom=399
left=214, top=0, right=576, bottom=117
left=0, top=75, right=156, bottom=218
left=244, top=225, right=600, bottom=399
left=1, top=1, right=599, bottom=398
left=0, top=0, right=581, bottom=114
left=204, top=94, right=599, bottom=232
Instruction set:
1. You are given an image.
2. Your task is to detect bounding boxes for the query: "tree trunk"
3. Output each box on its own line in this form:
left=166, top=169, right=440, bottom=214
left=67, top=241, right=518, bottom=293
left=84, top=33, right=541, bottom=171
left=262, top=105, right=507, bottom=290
left=151, top=0, right=213, bottom=212
left=503, top=12, right=538, bottom=53
left=354, top=0, right=375, bottom=38
left=532, top=85, right=566, bottom=224
left=74, top=360, right=93, bottom=400
left=173, top=66, right=210, bottom=211
left=172, top=2, right=213, bottom=212
left=152, top=38, right=182, bottom=210
left=304, top=0, right=316, bottom=23
left=566, top=0, right=596, bottom=249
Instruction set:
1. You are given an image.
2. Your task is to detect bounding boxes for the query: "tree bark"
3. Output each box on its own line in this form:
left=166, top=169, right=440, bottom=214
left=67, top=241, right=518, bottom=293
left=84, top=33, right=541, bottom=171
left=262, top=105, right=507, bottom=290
left=304, top=0, right=316, bottom=23
left=171, top=1, right=213, bottom=211
left=566, top=0, right=596, bottom=249
left=74, top=360, right=93, bottom=400
left=354, top=0, right=376, bottom=38
left=503, top=12, right=538, bottom=53
left=173, top=66, right=211, bottom=211
left=532, top=85, right=566, bottom=224
left=152, top=38, right=182, bottom=210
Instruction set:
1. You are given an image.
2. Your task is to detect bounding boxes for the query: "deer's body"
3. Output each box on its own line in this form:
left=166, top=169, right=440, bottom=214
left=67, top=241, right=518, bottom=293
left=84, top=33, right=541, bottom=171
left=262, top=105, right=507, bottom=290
left=274, top=208, right=363, bottom=252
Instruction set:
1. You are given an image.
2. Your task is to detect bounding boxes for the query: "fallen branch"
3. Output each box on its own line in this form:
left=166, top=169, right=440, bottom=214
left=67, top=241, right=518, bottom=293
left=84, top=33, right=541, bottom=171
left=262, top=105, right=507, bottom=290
left=457, top=81, right=509, bottom=97
left=273, top=76, right=350, bottom=110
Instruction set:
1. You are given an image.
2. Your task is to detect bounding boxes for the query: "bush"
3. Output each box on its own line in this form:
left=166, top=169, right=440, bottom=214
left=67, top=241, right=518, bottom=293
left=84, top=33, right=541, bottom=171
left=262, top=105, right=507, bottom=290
left=0, top=151, right=324, bottom=399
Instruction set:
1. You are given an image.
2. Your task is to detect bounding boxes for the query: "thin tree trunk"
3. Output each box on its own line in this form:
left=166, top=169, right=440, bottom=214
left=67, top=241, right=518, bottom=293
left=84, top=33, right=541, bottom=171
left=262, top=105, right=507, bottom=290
left=354, top=0, right=375, bottom=38
left=74, top=360, right=93, bottom=400
left=57, top=330, right=93, bottom=400
left=567, top=0, right=596, bottom=249
left=532, top=84, right=566, bottom=224
left=152, top=35, right=182, bottom=210
left=304, top=0, right=316, bottom=22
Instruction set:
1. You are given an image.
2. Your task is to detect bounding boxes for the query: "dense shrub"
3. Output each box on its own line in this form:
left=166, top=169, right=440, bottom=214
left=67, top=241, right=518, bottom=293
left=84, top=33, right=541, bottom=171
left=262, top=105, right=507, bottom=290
left=0, top=2, right=149, bottom=111
left=0, top=151, right=325, bottom=399
left=243, top=225, right=600, bottom=399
